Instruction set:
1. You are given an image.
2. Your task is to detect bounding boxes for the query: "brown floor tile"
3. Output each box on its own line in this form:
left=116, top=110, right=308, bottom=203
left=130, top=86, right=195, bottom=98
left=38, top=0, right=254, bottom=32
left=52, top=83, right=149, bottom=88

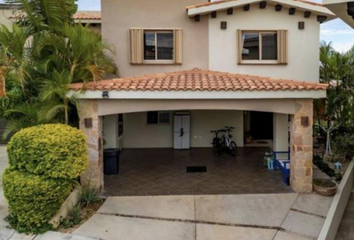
left=103, top=148, right=293, bottom=196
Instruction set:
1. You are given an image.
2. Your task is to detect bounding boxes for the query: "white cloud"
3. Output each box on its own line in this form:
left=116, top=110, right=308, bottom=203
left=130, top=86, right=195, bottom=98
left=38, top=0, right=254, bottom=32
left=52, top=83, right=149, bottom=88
left=331, top=42, right=354, bottom=53
left=321, top=29, right=354, bottom=36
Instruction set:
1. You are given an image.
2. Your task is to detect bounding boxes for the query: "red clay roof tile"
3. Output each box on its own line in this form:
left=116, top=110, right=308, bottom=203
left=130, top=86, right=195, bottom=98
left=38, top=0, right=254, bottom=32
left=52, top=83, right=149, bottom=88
left=70, top=68, right=328, bottom=92
left=73, top=13, right=101, bottom=20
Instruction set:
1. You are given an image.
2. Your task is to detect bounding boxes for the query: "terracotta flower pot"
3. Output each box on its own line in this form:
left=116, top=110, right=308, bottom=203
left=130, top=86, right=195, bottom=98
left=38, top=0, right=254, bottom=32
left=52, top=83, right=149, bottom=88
left=313, top=179, right=338, bottom=197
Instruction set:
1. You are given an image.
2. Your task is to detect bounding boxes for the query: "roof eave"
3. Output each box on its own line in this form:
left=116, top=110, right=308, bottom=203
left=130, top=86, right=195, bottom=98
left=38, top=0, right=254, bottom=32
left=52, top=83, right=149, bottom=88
left=323, top=0, right=354, bottom=28
left=68, top=89, right=327, bottom=100
left=187, top=0, right=336, bottom=22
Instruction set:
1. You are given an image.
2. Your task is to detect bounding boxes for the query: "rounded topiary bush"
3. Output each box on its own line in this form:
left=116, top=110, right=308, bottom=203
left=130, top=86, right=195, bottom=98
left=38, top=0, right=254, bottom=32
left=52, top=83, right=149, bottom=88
left=7, top=124, right=88, bottom=179
left=2, top=169, right=74, bottom=233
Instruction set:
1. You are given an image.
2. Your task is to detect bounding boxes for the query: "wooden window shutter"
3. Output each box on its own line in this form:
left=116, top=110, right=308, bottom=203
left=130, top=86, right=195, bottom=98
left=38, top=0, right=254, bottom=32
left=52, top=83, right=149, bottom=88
left=237, top=29, right=242, bottom=64
left=129, top=29, right=144, bottom=64
left=174, top=29, right=183, bottom=64
left=277, top=30, right=288, bottom=64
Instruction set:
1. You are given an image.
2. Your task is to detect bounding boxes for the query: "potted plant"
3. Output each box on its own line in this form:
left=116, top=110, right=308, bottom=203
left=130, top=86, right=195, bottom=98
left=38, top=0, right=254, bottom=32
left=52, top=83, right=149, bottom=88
left=313, top=179, right=338, bottom=196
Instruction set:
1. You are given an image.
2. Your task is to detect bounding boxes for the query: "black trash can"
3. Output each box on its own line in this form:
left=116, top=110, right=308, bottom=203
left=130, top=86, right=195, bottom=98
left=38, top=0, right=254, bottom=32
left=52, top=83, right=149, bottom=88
left=104, top=149, right=120, bottom=175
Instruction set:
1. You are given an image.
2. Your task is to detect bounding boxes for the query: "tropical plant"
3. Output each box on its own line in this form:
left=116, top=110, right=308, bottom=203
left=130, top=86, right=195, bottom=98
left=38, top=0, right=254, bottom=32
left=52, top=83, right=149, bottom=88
left=80, top=184, right=101, bottom=207
left=0, top=0, right=117, bottom=138
left=317, top=42, right=354, bottom=128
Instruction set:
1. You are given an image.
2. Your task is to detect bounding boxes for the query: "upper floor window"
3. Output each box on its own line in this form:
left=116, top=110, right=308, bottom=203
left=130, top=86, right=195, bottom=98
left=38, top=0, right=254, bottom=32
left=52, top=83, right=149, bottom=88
left=238, top=30, right=288, bottom=65
left=129, top=28, right=183, bottom=65
left=144, top=31, right=174, bottom=62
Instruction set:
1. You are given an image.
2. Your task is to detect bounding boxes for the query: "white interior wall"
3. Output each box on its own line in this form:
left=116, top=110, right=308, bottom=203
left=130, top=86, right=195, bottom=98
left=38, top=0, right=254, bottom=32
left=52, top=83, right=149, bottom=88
left=103, top=115, right=119, bottom=149
left=273, top=113, right=289, bottom=152
left=120, top=110, right=244, bottom=149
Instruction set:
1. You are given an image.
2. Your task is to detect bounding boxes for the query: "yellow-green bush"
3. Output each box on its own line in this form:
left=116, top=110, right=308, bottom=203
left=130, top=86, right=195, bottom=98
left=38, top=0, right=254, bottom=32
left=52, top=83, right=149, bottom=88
left=7, top=124, right=88, bottom=179
left=2, top=169, right=74, bottom=233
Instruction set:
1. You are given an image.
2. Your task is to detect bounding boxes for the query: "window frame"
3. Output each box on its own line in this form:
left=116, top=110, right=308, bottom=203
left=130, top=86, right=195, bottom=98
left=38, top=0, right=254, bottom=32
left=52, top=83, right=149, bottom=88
left=146, top=111, right=171, bottom=125
left=143, top=30, right=175, bottom=65
left=239, top=30, right=279, bottom=65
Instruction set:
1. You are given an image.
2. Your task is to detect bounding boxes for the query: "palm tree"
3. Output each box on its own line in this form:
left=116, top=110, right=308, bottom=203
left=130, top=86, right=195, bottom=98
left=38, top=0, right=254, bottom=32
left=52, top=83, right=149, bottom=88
left=40, top=70, right=78, bottom=125
left=0, top=0, right=117, bottom=138
left=319, top=42, right=354, bottom=127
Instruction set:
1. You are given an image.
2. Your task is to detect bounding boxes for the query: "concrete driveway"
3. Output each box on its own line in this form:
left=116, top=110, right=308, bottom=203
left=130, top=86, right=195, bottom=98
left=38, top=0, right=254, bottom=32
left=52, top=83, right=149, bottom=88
left=74, top=193, right=333, bottom=240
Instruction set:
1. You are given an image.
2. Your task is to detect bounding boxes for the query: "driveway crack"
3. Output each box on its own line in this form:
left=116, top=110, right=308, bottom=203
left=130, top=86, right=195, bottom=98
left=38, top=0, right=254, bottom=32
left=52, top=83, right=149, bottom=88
left=97, top=212, right=284, bottom=231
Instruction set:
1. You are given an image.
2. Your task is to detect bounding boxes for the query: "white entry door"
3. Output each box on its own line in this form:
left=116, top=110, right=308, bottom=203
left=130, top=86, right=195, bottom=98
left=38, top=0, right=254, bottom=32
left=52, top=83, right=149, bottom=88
left=174, top=114, right=191, bottom=149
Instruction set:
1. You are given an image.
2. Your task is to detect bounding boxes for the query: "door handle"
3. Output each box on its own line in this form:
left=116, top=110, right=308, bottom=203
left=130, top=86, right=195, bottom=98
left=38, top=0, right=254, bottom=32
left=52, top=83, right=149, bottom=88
left=180, top=128, right=184, bottom=137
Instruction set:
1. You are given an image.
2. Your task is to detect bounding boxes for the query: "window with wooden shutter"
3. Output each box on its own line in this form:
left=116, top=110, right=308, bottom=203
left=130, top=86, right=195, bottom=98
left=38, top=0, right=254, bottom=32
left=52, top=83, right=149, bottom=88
left=129, top=28, right=144, bottom=64
left=277, top=30, right=288, bottom=64
left=129, top=28, right=182, bottom=65
left=237, top=29, right=288, bottom=65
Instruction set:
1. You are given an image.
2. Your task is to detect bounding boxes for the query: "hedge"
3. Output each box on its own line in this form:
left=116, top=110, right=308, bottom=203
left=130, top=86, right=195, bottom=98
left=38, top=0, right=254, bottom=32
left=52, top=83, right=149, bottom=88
left=7, top=124, right=88, bottom=179
left=2, top=169, right=74, bottom=234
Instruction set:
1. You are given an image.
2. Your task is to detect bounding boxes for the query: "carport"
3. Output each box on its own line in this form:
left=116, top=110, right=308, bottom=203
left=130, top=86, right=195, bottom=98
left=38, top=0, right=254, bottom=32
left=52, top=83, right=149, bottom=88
left=69, top=68, right=327, bottom=194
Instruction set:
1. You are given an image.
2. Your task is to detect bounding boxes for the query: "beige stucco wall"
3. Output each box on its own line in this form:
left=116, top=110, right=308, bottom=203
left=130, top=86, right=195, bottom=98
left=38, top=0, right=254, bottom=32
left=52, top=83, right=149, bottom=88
left=208, top=4, right=321, bottom=82
left=0, top=8, right=14, bottom=28
left=120, top=110, right=244, bottom=149
left=97, top=99, right=299, bottom=116
left=101, top=0, right=209, bottom=77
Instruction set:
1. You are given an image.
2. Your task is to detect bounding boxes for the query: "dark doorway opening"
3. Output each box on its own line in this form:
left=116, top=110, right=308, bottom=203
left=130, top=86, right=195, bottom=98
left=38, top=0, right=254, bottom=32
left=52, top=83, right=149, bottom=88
left=250, top=111, right=274, bottom=140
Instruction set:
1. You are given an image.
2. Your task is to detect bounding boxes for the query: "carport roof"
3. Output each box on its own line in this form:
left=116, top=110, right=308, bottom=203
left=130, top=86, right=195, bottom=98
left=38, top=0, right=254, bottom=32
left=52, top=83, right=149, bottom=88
left=70, top=68, right=328, bottom=92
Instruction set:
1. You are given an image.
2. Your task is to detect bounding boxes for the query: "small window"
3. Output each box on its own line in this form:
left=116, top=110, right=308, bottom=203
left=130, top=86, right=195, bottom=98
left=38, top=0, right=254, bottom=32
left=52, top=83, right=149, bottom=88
left=144, top=31, right=174, bottom=62
left=240, top=31, right=279, bottom=63
left=147, top=111, right=171, bottom=125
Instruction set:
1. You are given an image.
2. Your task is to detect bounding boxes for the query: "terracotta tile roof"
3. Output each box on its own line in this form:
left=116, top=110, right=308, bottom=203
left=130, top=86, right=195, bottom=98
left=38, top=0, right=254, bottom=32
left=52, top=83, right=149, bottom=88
left=186, top=0, right=323, bottom=10
left=70, top=68, right=328, bottom=92
left=73, top=12, right=101, bottom=20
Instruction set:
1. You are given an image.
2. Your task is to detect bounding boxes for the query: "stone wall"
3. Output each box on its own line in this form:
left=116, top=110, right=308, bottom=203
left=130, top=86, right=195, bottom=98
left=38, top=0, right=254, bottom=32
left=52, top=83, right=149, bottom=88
left=290, top=99, right=314, bottom=193
left=78, top=100, right=104, bottom=190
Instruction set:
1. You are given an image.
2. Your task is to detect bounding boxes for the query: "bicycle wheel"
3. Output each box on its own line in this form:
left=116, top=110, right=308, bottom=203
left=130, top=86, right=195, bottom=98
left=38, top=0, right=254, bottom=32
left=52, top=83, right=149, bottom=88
left=230, top=141, right=238, bottom=156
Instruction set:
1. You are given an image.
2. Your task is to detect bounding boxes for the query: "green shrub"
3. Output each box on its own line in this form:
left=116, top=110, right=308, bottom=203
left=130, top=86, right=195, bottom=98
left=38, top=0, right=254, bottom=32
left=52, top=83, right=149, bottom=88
left=7, top=124, right=88, bottom=179
left=2, top=169, right=74, bottom=234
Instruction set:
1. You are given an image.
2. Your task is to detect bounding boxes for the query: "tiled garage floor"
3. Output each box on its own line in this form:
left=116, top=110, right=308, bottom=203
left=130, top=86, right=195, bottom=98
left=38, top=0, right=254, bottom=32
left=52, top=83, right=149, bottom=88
left=104, top=147, right=293, bottom=196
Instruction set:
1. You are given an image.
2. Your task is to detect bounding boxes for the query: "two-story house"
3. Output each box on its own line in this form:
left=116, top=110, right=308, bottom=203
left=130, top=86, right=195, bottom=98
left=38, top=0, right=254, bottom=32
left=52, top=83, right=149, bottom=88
left=70, top=0, right=336, bottom=194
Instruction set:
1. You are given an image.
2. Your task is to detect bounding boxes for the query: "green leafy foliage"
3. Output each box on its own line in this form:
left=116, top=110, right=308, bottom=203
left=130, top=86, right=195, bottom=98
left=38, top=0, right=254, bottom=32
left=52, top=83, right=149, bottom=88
left=61, top=204, right=82, bottom=229
left=7, top=124, right=88, bottom=179
left=317, top=42, right=354, bottom=128
left=2, top=169, right=74, bottom=234
left=333, top=133, right=354, bottom=161
left=3, top=124, right=89, bottom=234
left=0, top=0, right=117, bottom=138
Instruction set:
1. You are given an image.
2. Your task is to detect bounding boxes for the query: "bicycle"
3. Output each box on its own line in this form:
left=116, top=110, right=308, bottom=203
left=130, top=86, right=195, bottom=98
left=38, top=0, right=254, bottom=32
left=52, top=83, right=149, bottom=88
left=220, top=126, right=238, bottom=156
left=211, top=127, right=238, bottom=156
left=211, top=130, right=222, bottom=155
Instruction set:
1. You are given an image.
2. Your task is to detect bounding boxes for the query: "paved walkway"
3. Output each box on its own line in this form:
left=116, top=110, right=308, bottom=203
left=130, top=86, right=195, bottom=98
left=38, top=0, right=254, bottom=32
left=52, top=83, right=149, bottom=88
left=74, top=193, right=333, bottom=240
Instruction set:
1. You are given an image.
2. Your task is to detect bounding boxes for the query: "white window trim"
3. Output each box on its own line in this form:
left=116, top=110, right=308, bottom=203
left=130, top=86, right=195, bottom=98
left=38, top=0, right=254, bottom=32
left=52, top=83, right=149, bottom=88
left=143, top=30, right=175, bottom=64
left=240, top=30, right=278, bottom=65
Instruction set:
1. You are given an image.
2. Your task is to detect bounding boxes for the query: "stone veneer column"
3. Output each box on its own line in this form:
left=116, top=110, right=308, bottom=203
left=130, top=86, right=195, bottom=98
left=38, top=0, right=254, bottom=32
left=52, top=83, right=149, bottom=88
left=290, top=99, right=314, bottom=193
left=78, top=100, right=104, bottom=191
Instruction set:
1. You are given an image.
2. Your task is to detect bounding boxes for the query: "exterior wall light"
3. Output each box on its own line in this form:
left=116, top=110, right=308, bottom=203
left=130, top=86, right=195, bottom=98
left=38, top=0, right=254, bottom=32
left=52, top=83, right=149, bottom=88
left=102, top=91, right=109, bottom=98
